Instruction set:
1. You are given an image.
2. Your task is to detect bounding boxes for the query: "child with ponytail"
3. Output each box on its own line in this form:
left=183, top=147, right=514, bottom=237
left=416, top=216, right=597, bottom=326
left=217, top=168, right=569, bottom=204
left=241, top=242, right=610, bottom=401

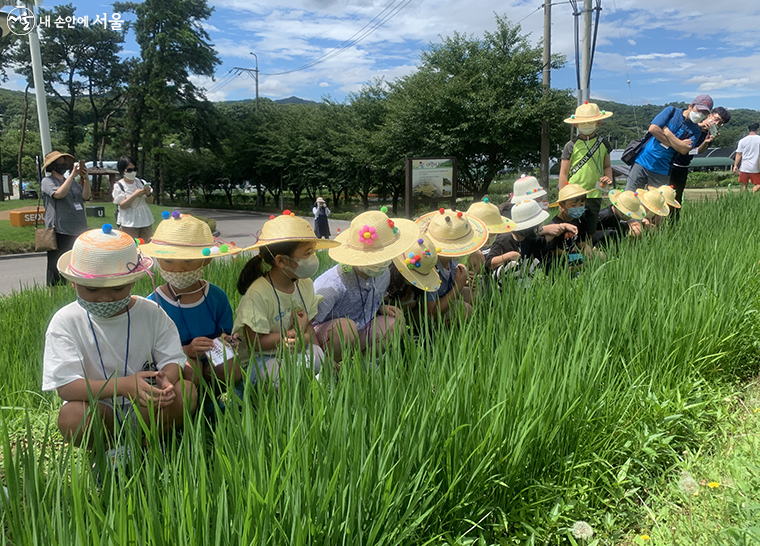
left=233, top=212, right=340, bottom=392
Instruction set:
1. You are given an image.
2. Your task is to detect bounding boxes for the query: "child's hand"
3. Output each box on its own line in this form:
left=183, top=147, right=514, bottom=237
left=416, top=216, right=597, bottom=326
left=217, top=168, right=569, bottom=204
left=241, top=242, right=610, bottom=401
left=598, top=176, right=612, bottom=188
left=294, top=310, right=309, bottom=333
left=187, top=337, right=215, bottom=358
left=128, top=372, right=172, bottom=407
left=379, top=304, right=398, bottom=317
left=454, top=264, right=468, bottom=290
left=223, top=333, right=241, bottom=349
left=284, top=329, right=299, bottom=350
left=153, top=371, right=177, bottom=407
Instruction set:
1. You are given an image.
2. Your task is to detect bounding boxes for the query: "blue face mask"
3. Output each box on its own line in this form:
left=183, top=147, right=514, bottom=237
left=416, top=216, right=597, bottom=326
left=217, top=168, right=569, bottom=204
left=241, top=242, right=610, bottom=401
left=567, top=206, right=585, bottom=220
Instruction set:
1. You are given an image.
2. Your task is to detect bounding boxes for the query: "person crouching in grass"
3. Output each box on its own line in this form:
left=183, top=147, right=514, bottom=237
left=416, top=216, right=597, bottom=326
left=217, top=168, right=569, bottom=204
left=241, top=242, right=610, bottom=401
left=548, top=183, right=604, bottom=269
left=42, top=225, right=196, bottom=448
left=638, top=187, right=671, bottom=230
left=593, top=189, right=647, bottom=247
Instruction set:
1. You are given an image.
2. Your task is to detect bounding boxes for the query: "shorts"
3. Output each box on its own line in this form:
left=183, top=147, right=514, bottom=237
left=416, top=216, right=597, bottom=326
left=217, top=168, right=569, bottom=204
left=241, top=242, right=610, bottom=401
left=234, top=345, right=324, bottom=398
left=738, top=172, right=760, bottom=185
left=62, top=397, right=139, bottom=430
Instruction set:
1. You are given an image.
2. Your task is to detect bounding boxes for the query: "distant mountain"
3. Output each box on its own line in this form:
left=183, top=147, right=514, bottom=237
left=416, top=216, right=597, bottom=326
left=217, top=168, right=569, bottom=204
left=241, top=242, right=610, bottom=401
left=218, top=96, right=317, bottom=106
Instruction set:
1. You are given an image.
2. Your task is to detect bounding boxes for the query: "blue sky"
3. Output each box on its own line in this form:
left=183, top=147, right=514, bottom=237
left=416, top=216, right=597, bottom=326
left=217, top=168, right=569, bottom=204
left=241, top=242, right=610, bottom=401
left=4, top=0, right=760, bottom=111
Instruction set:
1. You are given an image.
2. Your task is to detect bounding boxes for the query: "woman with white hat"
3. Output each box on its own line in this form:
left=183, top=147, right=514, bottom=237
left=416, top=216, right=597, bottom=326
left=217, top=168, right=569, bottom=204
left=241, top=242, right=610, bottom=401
left=313, top=209, right=419, bottom=363
left=313, top=197, right=331, bottom=239
left=42, top=225, right=195, bottom=448
left=40, top=150, right=91, bottom=286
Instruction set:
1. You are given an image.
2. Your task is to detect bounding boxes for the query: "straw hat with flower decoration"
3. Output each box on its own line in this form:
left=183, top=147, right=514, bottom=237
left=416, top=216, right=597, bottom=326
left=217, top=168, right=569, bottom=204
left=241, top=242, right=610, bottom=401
left=329, top=207, right=419, bottom=266
left=551, top=183, right=589, bottom=207
left=649, top=185, right=681, bottom=209
left=638, top=188, right=670, bottom=217
left=415, top=208, right=488, bottom=257
left=392, top=234, right=441, bottom=292
left=58, top=225, right=152, bottom=287
left=467, top=198, right=516, bottom=235
left=563, top=101, right=613, bottom=124
left=608, top=189, right=647, bottom=220
left=43, top=151, right=75, bottom=173
left=139, top=211, right=243, bottom=260
left=245, top=210, right=341, bottom=252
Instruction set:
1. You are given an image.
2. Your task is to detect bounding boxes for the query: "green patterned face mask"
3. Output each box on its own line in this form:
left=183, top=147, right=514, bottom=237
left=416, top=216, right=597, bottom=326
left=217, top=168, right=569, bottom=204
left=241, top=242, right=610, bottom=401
left=77, top=295, right=131, bottom=318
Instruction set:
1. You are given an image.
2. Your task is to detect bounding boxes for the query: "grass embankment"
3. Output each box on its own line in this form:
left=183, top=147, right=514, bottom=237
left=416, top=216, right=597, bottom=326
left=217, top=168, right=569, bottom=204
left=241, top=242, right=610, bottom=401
left=0, top=194, right=759, bottom=543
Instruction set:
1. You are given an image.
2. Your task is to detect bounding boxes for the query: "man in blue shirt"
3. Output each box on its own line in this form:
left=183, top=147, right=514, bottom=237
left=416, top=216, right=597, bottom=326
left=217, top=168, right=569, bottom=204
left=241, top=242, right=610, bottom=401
left=625, top=95, right=713, bottom=191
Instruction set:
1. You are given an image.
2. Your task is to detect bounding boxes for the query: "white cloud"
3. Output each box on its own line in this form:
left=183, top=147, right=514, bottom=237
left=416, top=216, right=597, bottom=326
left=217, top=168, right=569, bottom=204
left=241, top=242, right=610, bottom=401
left=627, top=52, right=686, bottom=61
left=627, top=39, right=636, bottom=46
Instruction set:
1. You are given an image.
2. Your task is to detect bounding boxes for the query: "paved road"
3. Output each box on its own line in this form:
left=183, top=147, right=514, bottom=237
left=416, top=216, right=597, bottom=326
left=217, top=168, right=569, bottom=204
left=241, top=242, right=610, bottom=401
left=0, top=209, right=351, bottom=296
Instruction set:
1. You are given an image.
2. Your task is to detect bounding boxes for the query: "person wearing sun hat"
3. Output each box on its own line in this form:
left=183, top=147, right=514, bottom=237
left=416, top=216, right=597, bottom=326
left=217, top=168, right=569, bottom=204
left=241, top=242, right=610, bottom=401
left=637, top=187, right=671, bottom=229
left=233, top=211, right=340, bottom=392
left=312, top=208, right=419, bottom=363
left=40, top=150, right=92, bottom=287
left=414, top=208, right=487, bottom=319
left=42, top=224, right=196, bottom=449
left=559, top=102, right=614, bottom=237
left=594, top=190, right=648, bottom=246
left=140, top=213, right=244, bottom=390
left=467, top=198, right=518, bottom=275
left=503, top=176, right=549, bottom=218
left=547, top=183, right=603, bottom=267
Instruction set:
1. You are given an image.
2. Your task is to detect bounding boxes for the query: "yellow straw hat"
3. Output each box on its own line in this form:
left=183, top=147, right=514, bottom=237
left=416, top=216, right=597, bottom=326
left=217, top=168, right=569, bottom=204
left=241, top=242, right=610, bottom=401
left=563, top=101, right=613, bottom=124
left=415, top=208, right=488, bottom=257
left=42, top=151, right=75, bottom=173
left=245, top=210, right=341, bottom=251
left=551, top=183, right=589, bottom=207
left=466, top=198, right=516, bottom=234
left=608, top=189, right=646, bottom=220
left=649, top=185, right=681, bottom=209
left=57, top=225, right=152, bottom=288
left=392, top=234, right=441, bottom=292
left=638, top=189, right=670, bottom=217
left=329, top=208, right=419, bottom=266
left=139, top=212, right=243, bottom=259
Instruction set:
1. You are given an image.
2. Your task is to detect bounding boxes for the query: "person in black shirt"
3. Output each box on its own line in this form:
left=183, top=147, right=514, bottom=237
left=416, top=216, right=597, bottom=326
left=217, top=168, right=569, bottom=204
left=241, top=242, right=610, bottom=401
left=547, top=184, right=603, bottom=268
left=593, top=189, right=647, bottom=247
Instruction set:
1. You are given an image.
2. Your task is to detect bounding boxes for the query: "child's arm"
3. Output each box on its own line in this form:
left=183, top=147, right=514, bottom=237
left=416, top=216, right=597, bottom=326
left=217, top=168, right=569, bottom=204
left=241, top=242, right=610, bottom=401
left=558, top=158, right=571, bottom=188
left=488, top=251, right=520, bottom=269
left=541, top=223, right=577, bottom=242
left=600, top=154, right=613, bottom=187
left=426, top=265, right=467, bottom=316
left=243, top=326, right=283, bottom=353
left=57, top=371, right=172, bottom=407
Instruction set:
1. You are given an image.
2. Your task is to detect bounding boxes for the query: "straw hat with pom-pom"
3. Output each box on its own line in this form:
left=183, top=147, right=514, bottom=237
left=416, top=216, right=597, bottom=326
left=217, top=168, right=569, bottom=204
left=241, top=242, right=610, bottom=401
left=551, top=183, right=589, bottom=207
left=139, top=213, right=243, bottom=260
left=392, top=235, right=441, bottom=292
left=649, top=185, right=681, bottom=209
left=57, top=225, right=152, bottom=287
left=467, top=198, right=516, bottom=234
left=415, top=209, right=488, bottom=257
left=608, top=189, right=646, bottom=220
left=638, top=189, right=670, bottom=217
left=510, top=176, right=547, bottom=204
left=511, top=200, right=550, bottom=231
left=329, top=208, right=419, bottom=266
left=245, top=210, right=341, bottom=251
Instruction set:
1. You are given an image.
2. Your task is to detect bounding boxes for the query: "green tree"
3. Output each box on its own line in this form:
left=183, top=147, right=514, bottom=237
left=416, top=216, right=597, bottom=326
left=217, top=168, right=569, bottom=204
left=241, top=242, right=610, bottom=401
left=115, top=0, right=220, bottom=205
left=383, top=15, right=573, bottom=199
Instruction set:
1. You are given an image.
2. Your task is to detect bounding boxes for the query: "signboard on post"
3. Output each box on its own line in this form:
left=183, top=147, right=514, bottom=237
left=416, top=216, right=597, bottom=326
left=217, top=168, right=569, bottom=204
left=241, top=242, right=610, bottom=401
left=1, top=174, right=10, bottom=199
left=404, top=157, right=457, bottom=219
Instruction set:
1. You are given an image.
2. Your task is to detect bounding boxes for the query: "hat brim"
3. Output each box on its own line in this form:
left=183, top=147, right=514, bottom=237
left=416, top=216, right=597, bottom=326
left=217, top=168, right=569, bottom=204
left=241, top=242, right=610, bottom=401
left=512, top=209, right=550, bottom=231
left=646, top=186, right=681, bottom=208
left=392, top=256, right=441, bottom=292
left=139, top=242, right=243, bottom=260
left=639, top=195, right=671, bottom=217
left=563, top=111, right=614, bottom=124
left=57, top=251, right=152, bottom=288
left=510, top=189, right=547, bottom=204
left=43, top=152, right=75, bottom=172
left=329, top=218, right=420, bottom=265
left=416, top=212, right=489, bottom=257
left=608, top=190, right=647, bottom=220
left=483, top=218, right=517, bottom=234
left=244, top=237, right=340, bottom=252
left=550, top=188, right=590, bottom=207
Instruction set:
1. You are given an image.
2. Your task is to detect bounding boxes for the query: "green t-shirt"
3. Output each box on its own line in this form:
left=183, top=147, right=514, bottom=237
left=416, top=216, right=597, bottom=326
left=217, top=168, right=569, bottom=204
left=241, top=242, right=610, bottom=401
left=561, top=137, right=611, bottom=198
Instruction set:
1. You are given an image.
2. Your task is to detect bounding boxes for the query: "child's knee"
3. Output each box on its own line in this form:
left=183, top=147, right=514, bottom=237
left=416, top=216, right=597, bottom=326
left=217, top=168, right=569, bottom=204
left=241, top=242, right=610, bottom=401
left=57, top=401, right=89, bottom=446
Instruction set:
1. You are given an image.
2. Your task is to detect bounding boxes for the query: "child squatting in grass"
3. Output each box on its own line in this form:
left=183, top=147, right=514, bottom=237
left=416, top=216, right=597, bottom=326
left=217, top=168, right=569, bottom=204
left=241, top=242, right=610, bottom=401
left=233, top=212, right=335, bottom=391
left=42, top=225, right=197, bottom=448
left=141, top=213, right=244, bottom=392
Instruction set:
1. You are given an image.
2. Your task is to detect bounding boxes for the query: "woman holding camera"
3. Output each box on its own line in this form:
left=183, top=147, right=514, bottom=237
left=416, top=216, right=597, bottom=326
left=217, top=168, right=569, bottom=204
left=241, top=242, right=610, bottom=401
left=112, top=155, right=155, bottom=242
left=313, top=196, right=332, bottom=239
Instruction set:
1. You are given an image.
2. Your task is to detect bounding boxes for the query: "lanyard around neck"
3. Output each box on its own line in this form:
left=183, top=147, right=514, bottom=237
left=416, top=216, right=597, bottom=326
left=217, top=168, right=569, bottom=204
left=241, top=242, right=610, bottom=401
left=267, top=274, right=308, bottom=336
left=354, top=269, right=376, bottom=327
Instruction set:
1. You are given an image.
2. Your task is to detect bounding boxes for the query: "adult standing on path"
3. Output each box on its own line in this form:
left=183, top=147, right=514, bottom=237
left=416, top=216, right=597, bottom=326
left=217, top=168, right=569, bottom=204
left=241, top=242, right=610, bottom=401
left=733, top=122, right=760, bottom=193
left=313, top=197, right=331, bottom=239
left=112, top=155, right=155, bottom=241
left=626, top=95, right=713, bottom=192
left=40, top=151, right=90, bottom=286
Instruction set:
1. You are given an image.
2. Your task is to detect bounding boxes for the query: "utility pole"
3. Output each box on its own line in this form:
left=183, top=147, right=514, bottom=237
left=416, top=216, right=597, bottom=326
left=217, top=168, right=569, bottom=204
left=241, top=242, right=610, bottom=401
left=28, top=1, right=52, bottom=157
left=578, top=0, right=592, bottom=105
left=540, top=1, right=551, bottom=190
left=250, top=53, right=259, bottom=112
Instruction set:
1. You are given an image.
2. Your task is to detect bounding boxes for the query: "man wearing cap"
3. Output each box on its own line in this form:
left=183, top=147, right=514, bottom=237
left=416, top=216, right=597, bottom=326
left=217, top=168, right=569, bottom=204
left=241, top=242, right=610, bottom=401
left=625, top=95, right=713, bottom=192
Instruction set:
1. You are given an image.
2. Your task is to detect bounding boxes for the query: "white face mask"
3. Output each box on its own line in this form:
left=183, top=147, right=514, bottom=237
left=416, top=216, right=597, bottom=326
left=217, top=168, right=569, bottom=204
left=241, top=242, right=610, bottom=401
left=159, top=265, right=204, bottom=290
left=578, top=123, right=597, bottom=136
left=124, top=171, right=137, bottom=181
left=538, top=199, right=550, bottom=211
left=283, top=253, right=320, bottom=279
left=357, top=260, right=390, bottom=278
left=690, top=111, right=707, bottom=123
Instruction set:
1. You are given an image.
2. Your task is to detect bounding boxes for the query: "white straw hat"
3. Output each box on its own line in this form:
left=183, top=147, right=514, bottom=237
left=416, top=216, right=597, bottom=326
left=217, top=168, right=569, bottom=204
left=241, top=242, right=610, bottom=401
left=58, top=225, right=153, bottom=287
left=392, top=235, right=441, bottom=292
left=329, top=209, right=419, bottom=266
left=510, top=176, right=547, bottom=204
left=415, top=208, right=488, bottom=257
left=466, top=198, right=516, bottom=234
left=511, top=200, right=550, bottom=231
left=608, top=189, right=646, bottom=220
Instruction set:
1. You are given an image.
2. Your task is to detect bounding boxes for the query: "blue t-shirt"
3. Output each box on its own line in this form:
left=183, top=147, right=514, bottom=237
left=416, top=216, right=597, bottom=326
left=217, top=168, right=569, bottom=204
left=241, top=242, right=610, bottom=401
left=636, top=106, right=702, bottom=175
left=426, top=259, right=458, bottom=301
left=147, top=282, right=233, bottom=346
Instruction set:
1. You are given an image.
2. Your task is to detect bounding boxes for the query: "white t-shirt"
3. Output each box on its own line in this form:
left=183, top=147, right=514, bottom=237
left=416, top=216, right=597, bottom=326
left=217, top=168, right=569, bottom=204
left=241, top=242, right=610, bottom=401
left=42, top=296, right=186, bottom=394
left=737, top=134, right=760, bottom=173
left=112, top=178, right=155, bottom=228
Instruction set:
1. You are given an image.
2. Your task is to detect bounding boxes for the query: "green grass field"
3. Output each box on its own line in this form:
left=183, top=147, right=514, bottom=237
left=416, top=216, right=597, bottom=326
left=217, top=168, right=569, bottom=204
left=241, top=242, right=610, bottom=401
left=0, top=193, right=759, bottom=544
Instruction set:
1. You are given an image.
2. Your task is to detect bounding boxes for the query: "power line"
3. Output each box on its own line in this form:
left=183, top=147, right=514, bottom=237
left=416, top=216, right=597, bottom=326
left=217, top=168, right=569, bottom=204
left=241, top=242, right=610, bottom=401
left=261, top=0, right=413, bottom=76
left=610, top=0, right=640, bottom=133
